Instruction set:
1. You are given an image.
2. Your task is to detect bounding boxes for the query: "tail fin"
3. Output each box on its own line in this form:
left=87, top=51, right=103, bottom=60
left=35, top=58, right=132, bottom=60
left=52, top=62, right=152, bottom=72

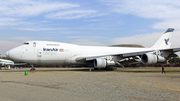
left=151, top=28, right=174, bottom=49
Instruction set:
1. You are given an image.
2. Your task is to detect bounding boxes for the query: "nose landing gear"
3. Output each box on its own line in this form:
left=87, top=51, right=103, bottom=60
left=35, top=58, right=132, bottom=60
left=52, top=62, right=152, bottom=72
left=30, top=64, right=36, bottom=71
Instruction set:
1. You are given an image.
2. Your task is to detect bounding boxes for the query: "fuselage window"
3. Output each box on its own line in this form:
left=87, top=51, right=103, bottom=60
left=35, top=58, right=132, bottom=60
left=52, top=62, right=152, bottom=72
left=47, top=44, right=60, bottom=46
left=33, top=42, right=36, bottom=47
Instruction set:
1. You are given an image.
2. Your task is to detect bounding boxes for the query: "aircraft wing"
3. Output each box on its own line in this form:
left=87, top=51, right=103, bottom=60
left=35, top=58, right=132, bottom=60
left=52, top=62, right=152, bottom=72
left=13, top=63, right=27, bottom=65
left=160, top=47, right=180, bottom=52
left=76, top=47, right=180, bottom=62
left=76, top=50, right=153, bottom=61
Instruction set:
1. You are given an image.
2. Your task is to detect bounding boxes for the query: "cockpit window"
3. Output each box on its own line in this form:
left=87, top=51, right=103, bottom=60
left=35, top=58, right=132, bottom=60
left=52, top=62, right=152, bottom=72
left=24, top=43, right=29, bottom=45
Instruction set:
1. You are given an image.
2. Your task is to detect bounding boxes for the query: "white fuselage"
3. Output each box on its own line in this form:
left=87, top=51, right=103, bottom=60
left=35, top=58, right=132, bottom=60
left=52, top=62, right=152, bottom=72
left=6, top=41, right=152, bottom=65
left=0, top=59, right=14, bottom=66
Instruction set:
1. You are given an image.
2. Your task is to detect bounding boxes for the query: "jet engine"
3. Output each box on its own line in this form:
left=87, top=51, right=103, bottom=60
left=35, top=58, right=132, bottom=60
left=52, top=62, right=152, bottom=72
left=93, top=58, right=116, bottom=68
left=141, top=53, right=166, bottom=64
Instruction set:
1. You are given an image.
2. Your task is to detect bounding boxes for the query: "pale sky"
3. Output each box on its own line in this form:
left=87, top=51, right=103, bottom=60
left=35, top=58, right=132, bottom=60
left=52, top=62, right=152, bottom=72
left=1, top=0, right=180, bottom=55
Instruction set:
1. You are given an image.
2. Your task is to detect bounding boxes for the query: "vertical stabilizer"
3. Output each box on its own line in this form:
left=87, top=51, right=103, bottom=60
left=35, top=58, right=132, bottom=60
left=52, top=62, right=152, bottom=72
left=151, top=28, right=174, bottom=49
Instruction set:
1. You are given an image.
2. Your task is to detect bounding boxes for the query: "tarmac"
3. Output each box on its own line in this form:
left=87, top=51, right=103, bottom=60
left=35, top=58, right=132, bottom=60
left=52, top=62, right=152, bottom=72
left=0, top=67, right=180, bottom=101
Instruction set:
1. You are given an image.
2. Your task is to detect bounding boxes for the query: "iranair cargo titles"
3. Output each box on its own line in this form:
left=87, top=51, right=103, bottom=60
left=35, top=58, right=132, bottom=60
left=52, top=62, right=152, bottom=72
left=6, top=28, right=180, bottom=71
left=43, top=48, right=64, bottom=52
left=43, top=48, right=58, bottom=51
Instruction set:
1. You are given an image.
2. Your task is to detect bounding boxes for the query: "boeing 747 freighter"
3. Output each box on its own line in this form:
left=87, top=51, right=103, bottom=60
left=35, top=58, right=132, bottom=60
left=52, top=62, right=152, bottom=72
left=5, top=28, right=180, bottom=70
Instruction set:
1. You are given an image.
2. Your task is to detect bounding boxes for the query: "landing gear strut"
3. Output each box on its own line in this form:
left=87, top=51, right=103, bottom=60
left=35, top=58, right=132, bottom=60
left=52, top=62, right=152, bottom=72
left=30, top=64, right=35, bottom=71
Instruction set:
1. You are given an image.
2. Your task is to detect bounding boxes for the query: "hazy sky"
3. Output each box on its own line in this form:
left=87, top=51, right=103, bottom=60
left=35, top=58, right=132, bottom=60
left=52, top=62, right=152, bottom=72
left=1, top=0, right=180, bottom=55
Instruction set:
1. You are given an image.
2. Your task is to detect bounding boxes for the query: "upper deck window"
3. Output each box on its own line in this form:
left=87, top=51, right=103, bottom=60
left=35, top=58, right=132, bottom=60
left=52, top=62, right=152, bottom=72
left=47, top=44, right=60, bottom=46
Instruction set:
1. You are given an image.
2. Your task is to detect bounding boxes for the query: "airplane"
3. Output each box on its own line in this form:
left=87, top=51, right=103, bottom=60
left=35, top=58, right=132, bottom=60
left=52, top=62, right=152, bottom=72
left=0, top=59, right=14, bottom=69
left=0, top=59, right=27, bottom=69
left=5, top=28, right=180, bottom=71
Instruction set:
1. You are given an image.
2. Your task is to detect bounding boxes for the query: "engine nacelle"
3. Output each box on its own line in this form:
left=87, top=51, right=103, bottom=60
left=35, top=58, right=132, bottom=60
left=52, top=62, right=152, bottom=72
left=93, top=58, right=116, bottom=68
left=94, top=58, right=107, bottom=68
left=141, top=53, right=166, bottom=64
left=157, top=55, right=166, bottom=63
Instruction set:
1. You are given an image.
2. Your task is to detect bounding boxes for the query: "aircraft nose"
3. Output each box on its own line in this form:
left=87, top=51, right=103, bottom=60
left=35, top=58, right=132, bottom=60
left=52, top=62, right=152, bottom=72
left=6, top=47, right=21, bottom=61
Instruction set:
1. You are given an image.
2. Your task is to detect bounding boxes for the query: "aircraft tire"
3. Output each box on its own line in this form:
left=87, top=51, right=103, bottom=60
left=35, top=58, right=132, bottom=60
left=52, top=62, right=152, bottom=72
left=94, top=68, right=99, bottom=71
left=30, top=68, right=36, bottom=71
left=106, top=67, right=117, bottom=71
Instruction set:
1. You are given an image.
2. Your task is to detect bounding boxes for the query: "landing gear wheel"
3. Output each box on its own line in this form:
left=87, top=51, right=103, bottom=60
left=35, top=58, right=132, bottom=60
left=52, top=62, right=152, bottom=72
left=30, top=64, right=35, bottom=71
left=105, top=67, right=111, bottom=71
left=105, top=67, right=109, bottom=71
left=105, top=67, right=117, bottom=71
left=94, top=68, right=100, bottom=71
left=113, top=67, right=117, bottom=71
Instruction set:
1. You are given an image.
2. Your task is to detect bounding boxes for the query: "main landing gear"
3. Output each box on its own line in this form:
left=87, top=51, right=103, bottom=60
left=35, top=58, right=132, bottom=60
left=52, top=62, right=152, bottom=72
left=94, top=66, right=117, bottom=71
left=105, top=66, right=117, bottom=71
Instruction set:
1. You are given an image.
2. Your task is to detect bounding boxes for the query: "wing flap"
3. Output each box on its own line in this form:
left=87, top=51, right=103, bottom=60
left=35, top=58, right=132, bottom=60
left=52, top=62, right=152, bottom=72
left=159, top=48, right=180, bottom=52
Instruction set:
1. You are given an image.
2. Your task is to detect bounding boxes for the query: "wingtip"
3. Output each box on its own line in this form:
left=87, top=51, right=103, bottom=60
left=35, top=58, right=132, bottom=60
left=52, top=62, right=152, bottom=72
left=165, top=28, right=174, bottom=33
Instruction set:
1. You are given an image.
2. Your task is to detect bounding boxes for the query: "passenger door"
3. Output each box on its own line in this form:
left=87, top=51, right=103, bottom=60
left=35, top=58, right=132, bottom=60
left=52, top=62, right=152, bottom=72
left=37, top=49, right=42, bottom=57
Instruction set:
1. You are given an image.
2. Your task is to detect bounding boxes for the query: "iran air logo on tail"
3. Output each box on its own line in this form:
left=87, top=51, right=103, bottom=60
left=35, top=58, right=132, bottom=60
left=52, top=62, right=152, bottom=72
left=164, top=38, right=169, bottom=45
